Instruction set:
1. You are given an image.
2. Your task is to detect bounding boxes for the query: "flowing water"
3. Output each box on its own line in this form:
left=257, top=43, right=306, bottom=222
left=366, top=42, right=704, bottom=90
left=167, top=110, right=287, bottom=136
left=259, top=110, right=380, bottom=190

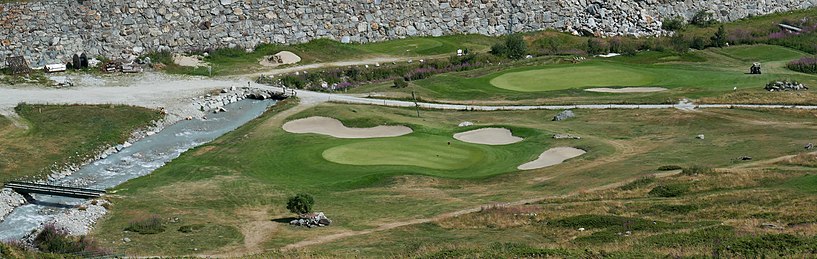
left=0, top=99, right=276, bottom=240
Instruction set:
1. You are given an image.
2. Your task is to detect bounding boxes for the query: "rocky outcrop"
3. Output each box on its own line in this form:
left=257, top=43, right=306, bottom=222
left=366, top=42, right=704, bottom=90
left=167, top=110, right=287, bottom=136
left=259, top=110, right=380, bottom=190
left=0, top=0, right=814, bottom=67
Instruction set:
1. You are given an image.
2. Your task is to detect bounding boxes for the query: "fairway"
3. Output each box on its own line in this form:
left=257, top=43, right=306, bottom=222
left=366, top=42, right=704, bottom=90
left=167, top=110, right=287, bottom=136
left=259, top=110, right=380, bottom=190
left=489, top=65, right=654, bottom=92
left=322, top=136, right=486, bottom=170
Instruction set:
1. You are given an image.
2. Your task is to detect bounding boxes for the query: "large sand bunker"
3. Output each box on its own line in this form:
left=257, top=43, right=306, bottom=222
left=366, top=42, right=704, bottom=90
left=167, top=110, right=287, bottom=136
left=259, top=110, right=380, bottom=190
left=282, top=116, right=412, bottom=138
left=584, top=87, right=667, bottom=93
left=453, top=128, right=523, bottom=145
left=518, top=147, right=586, bottom=170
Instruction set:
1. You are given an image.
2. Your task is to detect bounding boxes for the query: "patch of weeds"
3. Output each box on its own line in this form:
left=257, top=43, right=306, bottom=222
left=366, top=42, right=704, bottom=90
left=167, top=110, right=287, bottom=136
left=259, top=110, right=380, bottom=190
left=619, top=176, right=655, bottom=191
left=574, top=230, right=623, bottom=244
left=645, top=225, right=735, bottom=248
left=641, top=204, right=699, bottom=214
left=34, top=224, right=108, bottom=256
left=125, top=216, right=166, bottom=235
left=648, top=183, right=690, bottom=197
left=490, top=243, right=575, bottom=257
left=550, top=215, right=670, bottom=231
left=177, top=224, right=206, bottom=233
left=717, top=233, right=817, bottom=257
left=658, top=165, right=683, bottom=171
left=751, top=212, right=778, bottom=219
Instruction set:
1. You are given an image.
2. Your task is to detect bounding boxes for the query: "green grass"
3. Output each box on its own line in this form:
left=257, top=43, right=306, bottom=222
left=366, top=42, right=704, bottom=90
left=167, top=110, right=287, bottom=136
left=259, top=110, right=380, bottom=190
left=349, top=45, right=817, bottom=104
left=489, top=64, right=654, bottom=91
left=322, top=136, right=489, bottom=171
left=89, top=101, right=817, bottom=256
left=782, top=174, right=817, bottom=193
left=357, top=34, right=498, bottom=57
left=0, top=104, right=161, bottom=182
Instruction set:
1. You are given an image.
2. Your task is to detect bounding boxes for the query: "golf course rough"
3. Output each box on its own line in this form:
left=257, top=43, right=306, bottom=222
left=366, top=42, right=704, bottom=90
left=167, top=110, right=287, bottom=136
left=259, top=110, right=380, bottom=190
left=489, top=64, right=655, bottom=92
left=282, top=116, right=412, bottom=138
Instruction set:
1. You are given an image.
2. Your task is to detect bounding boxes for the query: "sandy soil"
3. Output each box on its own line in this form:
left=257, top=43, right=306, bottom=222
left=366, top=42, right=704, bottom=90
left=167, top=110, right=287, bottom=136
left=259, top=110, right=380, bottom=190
left=173, top=54, right=207, bottom=67
left=260, top=51, right=302, bottom=67
left=584, top=87, right=668, bottom=93
left=518, top=147, right=586, bottom=170
left=282, top=116, right=412, bottom=138
left=453, top=128, right=523, bottom=145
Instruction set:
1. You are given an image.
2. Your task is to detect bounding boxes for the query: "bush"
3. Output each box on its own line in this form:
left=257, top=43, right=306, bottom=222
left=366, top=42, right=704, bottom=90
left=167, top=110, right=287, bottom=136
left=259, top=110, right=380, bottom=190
left=662, top=16, right=687, bottom=31
left=788, top=56, right=817, bottom=74
left=490, top=43, right=507, bottom=57
left=393, top=77, right=408, bottom=88
left=586, top=38, right=608, bottom=55
left=619, top=176, right=655, bottom=191
left=658, top=165, right=683, bottom=171
left=125, top=216, right=166, bottom=234
left=644, top=204, right=699, bottom=214
left=505, top=34, right=528, bottom=59
left=711, top=25, right=728, bottom=48
left=648, top=183, right=689, bottom=197
left=691, top=10, right=716, bottom=27
left=287, top=193, right=315, bottom=215
left=691, top=36, right=708, bottom=50
left=34, top=225, right=106, bottom=255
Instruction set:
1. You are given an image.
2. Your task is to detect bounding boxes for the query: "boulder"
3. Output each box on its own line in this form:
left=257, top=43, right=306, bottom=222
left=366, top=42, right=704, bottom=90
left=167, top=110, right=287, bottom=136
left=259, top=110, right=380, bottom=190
left=552, top=110, right=575, bottom=121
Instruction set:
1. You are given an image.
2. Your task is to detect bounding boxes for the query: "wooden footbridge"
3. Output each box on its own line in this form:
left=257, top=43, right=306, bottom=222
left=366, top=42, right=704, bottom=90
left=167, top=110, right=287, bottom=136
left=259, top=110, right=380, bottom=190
left=4, top=181, right=106, bottom=199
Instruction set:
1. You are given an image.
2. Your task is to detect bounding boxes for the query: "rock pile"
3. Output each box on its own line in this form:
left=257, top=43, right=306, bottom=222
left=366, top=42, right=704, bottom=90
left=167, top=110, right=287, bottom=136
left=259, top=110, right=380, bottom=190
left=765, top=81, right=808, bottom=91
left=552, top=110, right=576, bottom=121
left=1, top=0, right=812, bottom=67
left=290, top=212, right=332, bottom=228
left=0, top=189, right=26, bottom=221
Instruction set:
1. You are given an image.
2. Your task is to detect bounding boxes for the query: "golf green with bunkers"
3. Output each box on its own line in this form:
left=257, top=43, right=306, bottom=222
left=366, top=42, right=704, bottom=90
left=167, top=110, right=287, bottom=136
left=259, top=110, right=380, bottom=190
left=489, top=64, right=655, bottom=92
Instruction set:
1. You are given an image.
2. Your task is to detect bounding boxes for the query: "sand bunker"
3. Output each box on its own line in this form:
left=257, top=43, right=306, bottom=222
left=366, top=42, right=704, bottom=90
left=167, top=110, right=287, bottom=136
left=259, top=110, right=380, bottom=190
left=453, top=128, right=523, bottom=145
left=518, top=147, right=586, bottom=170
left=173, top=54, right=207, bottom=67
left=282, top=116, right=412, bottom=138
left=584, top=87, right=667, bottom=93
left=260, top=51, right=302, bottom=67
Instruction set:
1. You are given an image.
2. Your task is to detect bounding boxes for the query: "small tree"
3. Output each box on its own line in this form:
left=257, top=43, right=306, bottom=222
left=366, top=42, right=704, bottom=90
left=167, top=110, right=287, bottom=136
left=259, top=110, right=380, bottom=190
left=691, top=10, right=715, bottom=27
left=690, top=36, right=708, bottom=50
left=710, top=25, right=728, bottom=48
left=505, top=34, right=528, bottom=59
left=393, top=77, right=408, bottom=88
left=286, top=193, right=315, bottom=215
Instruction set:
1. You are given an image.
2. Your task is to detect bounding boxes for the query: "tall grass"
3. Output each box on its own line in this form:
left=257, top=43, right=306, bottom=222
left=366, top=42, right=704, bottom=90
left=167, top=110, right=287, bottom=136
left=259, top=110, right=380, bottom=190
left=788, top=56, right=817, bottom=74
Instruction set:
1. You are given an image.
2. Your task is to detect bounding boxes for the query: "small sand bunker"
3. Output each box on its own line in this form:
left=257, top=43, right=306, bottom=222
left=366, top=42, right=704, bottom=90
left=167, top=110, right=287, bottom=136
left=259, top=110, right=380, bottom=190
left=282, top=116, right=412, bottom=138
left=260, top=51, right=302, bottom=67
left=454, top=128, right=523, bottom=145
left=584, top=87, right=668, bottom=93
left=518, top=147, right=586, bottom=170
left=173, top=54, right=207, bottom=67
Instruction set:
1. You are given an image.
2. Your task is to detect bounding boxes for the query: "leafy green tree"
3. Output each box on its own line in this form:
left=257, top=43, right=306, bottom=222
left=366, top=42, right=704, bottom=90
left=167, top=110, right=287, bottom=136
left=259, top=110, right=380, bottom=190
left=504, top=34, right=528, bottom=59
left=286, top=193, right=315, bottom=215
left=711, top=25, right=728, bottom=48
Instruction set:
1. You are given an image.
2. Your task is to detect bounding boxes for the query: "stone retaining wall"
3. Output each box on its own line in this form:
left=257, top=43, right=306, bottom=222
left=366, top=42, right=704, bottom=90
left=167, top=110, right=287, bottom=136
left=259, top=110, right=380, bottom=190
left=1, top=0, right=815, bottom=67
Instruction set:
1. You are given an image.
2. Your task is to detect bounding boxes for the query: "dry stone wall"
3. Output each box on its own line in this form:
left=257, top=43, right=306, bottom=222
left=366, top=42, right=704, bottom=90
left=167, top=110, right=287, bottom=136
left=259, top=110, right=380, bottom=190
left=1, top=0, right=815, bottom=67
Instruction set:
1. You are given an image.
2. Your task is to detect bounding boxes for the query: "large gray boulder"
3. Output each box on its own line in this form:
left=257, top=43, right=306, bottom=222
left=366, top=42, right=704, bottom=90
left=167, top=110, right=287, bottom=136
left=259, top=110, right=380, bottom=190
left=552, top=110, right=576, bottom=121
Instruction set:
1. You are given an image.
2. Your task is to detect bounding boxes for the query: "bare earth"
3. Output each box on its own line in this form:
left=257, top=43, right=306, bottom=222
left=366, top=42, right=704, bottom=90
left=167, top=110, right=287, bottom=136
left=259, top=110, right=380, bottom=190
left=518, top=147, right=587, bottom=170
left=453, top=128, right=523, bottom=145
left=584, top=87, right=668, bottom=93
left=173, top=54, right=207, bottom=67
left=260, top=51, right=302, bottom=67
left=282, top=116, right=413, bottom=138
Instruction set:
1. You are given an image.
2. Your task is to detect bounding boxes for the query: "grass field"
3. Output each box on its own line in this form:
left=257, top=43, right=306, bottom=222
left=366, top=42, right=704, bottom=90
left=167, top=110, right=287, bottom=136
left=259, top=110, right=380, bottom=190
left=348, top=45, right=817, bottom=104
left=0, top=104, right=160, bottom=182
left=90, top=100, right=817, bottom=256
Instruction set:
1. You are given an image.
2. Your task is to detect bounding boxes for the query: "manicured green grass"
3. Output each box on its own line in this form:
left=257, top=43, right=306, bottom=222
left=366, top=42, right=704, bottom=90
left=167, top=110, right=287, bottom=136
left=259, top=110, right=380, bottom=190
left=357, top=34, right=498, bottom=57
left=0, top=104, right=161, bottom=182
left=349, top=45, right=817, bottom=104
left=322, top=136, right=489, bottom=170
left=489, top=64, right=654, bottom=91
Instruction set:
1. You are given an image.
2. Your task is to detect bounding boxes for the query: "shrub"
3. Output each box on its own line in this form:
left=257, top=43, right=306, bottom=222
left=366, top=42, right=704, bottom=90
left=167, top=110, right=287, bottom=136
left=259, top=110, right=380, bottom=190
left=586, top=38, right=608, bottom=55
left=787, top=56, right=817, bottom=74
left=648, top=183, right=689, bottom=197
left=505, top=34, right=528, bottom=59
left=662, top=16, right=687, bottom=31
left=658, top=165, right=683, bottom=171
left=33, top=225, right=107, bottom=256
left=682, top=165, right=711, bottom=176
left=711, top=25, right=728, bottom=48
left=125, top=216, right=166, bottom=234
left=619, top=176, right=656, bottom=191
left=287, top=193, right=315, bottom=215
left=393, top=78, right=408, bottom=88
left=717, top=234, right=817, bottom=257
left=490, top=43, right=507, bottom=57
left=691, top=10, right=716, bottom=27
left=691, top=36, right=708, bottom=50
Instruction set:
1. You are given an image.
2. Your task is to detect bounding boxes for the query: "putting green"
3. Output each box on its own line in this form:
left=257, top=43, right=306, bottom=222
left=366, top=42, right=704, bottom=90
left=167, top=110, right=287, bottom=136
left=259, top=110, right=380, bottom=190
left=322, top=136, right=486, bottom=170
left=489, top=65, right=655, bottom=92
